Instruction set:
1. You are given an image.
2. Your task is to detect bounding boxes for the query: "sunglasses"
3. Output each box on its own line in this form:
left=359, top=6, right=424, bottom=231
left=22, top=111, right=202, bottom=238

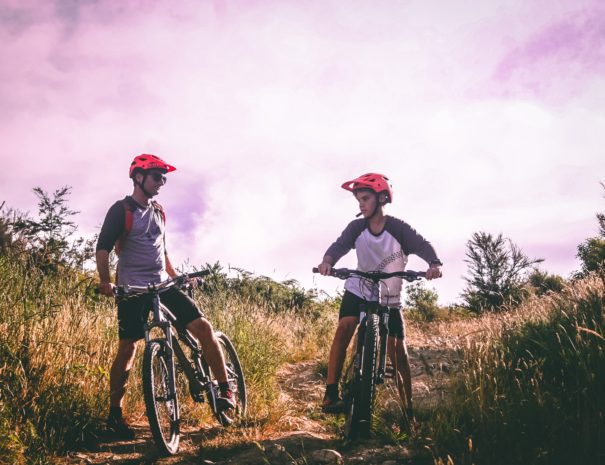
left=149, top=172, right=167, bottom=183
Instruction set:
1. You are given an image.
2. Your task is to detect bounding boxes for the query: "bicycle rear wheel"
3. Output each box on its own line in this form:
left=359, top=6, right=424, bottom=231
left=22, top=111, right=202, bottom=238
left=143, top=340, right=180, bottom=455
left=357, top=313, right=379, bottom=438
left=209, top=332, right=247, bottom=426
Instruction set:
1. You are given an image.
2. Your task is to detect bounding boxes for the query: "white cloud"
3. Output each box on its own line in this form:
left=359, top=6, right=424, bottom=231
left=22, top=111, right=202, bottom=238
left=1, top=0, right=604, bottom=304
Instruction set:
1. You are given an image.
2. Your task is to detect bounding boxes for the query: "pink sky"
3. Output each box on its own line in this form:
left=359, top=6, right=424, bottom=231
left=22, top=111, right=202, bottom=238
left=1, top=0, right=604, bottom=304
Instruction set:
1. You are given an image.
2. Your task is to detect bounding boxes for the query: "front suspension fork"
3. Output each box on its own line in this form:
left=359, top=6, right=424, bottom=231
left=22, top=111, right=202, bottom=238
left=376, top=310, right=389, bottom=384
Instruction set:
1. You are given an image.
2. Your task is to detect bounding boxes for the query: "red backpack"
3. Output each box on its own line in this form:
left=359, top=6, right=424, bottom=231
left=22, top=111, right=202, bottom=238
left=114, top=197, right=166, bottom=256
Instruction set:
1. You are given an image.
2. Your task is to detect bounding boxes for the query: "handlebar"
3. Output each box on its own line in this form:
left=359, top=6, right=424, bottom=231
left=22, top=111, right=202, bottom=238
left=312, top=267, right=425, bottom=282
left=97, top=270, right=212, bottom=297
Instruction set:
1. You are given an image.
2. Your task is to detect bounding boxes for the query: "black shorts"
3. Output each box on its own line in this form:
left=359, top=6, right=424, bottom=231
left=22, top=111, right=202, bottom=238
left=117, top=287, right=204, bottom=341
left=339, top=290, right=406, bottom=340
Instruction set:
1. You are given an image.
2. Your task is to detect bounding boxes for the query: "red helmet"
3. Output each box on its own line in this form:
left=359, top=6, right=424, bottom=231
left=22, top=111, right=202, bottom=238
left=341, top=173, right=393, bottom=203
left=129, top=154, right=176, bottom=178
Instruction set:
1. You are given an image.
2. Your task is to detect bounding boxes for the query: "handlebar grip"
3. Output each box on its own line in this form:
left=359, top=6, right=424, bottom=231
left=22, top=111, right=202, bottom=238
left=94, top=285, right=123, bottom=297
left=188, top=270, right=211, bottom=279
left=312, top=267, right=320, bottom=273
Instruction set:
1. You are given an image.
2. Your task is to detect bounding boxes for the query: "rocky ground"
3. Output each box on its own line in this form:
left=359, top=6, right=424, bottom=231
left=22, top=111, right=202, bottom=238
left=61, top=324, right=463, bottom=465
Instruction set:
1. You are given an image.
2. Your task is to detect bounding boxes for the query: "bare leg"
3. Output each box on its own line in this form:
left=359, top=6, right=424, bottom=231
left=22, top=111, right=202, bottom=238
left=387, top=335, right=412, bottom=410
left=326, top=316, right=359, bottom=385
left=110, top=339, right=138, bottom=408
left=186, top=317, right=228, bottom=383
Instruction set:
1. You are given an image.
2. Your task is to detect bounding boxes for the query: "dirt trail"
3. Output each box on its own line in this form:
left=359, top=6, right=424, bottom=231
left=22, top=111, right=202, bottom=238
left=62, top=327, right=463, bottom=464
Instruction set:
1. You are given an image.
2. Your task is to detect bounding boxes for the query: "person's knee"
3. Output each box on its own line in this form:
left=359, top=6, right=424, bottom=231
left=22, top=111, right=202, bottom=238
left=115, top=340, right=137, bottom=370
left=118, top=339, right=137, bottom=357
left=188, top=317, right=214, bottom=340
left=335, top=318, right=357, bottom=337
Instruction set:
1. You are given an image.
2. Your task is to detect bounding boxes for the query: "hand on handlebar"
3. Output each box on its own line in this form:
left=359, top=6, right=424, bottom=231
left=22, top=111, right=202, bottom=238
left=98, top=281, right=116, bottom=297
left=317, top=261, right=333, bottom=276
left=426, top=265, right=442, bottom=280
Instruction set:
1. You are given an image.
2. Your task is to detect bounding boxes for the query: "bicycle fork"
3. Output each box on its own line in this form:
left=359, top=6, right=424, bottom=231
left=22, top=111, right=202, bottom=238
left=145, top=321, right=179, bottom=402
left=145, top=299, right=181, bottom=421
left=376, top=309, right=389, bottom=385
left=354, top=312, right=367, bottom=374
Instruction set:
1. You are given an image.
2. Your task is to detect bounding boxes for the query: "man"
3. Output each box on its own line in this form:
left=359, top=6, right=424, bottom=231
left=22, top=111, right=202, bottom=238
left=96, top=154, right=234, bottom=439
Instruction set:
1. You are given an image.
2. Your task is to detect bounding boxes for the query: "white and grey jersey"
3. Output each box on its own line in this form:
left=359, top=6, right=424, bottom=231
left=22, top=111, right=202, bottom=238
left=325, top=216, right=441, bottom=307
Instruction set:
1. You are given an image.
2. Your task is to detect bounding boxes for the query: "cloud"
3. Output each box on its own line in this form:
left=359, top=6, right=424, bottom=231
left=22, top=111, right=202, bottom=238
left=1, top=0, right=604, bottom=304
left=490, top=5, right=605, bottom=100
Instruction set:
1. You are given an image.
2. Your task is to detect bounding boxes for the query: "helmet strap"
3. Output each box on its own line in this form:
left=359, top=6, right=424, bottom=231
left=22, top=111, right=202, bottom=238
left=135, top=172, right=154, bottom=198
left=369, top=193, right=382, bottom=219
left=355, top=193, right=384, bottom=219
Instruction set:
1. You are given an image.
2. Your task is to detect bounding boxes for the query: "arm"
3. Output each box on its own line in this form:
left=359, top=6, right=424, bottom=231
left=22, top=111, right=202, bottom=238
left=165, top=252, right=178, bottom=278
left=318, top=219, right=365, bottom=275
left=96, top=249, right=115, bottom=296
left=392, top=218, right=443, bottom=280
left=95, top=201, right=124, bottom=296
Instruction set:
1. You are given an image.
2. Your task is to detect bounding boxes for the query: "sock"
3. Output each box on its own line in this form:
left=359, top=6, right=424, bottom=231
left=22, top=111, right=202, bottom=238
left=109, top=406, right=122, bottom=419
left=218, top=382, right=230, bottom=395
left=325, top=383, right=339, bottom=400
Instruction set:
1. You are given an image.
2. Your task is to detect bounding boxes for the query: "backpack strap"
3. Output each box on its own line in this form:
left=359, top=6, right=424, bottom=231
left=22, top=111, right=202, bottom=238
left=115, top=198, right=166, bottom=255
left=115, top=197, right=135, bottom=257
left=150, top=200, right=166, bottom=225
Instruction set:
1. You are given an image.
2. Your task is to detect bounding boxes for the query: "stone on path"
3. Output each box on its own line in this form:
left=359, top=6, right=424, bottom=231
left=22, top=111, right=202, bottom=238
left=310, top=448, right=344, bottom=464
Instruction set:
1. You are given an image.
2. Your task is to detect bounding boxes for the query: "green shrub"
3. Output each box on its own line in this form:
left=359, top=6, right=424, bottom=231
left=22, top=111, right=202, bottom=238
left=404, top=281, right=440, bottom=322
left=428, top=276, right=605, bottom=465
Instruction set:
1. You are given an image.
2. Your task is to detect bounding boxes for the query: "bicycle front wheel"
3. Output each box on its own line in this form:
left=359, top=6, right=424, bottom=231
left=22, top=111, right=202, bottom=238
left=357, top=313, right=379, bottom=438
left=210, top=332, right=247, bottom=426
left=342, top=357, right=360, bottom=439
left=143, top=340, right=180, bottom=455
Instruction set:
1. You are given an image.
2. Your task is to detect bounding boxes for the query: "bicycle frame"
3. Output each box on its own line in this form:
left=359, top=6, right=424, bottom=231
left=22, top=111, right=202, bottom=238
left=342, top=268, right=423, bottom=387
left=113, top=270, right=246, bottom=455
left=313, top=267, right=425, bottom=438
left=144, top=292, right=219, bottom=411
left=357, top=300, right=390, bottom=386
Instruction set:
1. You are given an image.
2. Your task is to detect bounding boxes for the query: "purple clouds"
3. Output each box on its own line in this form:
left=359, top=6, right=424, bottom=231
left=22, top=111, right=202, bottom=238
left=1, top=0, right=603, bottom=304
left=492, top=5, right=605, bottom=100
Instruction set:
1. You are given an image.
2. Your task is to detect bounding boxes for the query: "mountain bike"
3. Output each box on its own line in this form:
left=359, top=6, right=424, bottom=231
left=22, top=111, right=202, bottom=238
left=115, top=270, right=247, bottom=455
left=313, top=267, right=425, bottom=439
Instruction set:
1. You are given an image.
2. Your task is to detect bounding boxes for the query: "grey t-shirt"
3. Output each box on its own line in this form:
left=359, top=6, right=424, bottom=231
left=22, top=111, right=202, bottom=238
left=96, top=196, right=168, bottom=286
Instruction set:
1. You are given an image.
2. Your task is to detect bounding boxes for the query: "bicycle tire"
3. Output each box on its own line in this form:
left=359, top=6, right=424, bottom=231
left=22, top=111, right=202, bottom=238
left=143, top=340, right=180, bottom=455
left=342, top=358, right=360, bottom=439
left=356, top=313, right=379, bottom=438
left=209, top=332, right=247, bottom=426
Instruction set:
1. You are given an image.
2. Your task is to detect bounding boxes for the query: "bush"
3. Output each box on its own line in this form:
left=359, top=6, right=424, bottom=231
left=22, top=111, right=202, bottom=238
left=527, top=269, right=565, bottom=296
left=576, top=183, right=605, bottom=277
left=428, top=276, right=605, bottom=465
left=461, top=232, right=543, bottom=313
left=404, top=281, right=440, bottom=322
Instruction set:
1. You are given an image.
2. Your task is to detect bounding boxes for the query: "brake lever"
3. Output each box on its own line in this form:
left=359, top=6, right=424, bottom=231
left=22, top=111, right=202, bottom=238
left=332, top=270, right=351, bottom=280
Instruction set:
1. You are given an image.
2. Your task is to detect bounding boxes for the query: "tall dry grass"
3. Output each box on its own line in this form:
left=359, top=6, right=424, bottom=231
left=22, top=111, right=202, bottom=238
left=425, top=275, right=605, bottom=465
left=0, top=253, right=335, bottom=463
left=0, top=255, right=111, bottom=464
